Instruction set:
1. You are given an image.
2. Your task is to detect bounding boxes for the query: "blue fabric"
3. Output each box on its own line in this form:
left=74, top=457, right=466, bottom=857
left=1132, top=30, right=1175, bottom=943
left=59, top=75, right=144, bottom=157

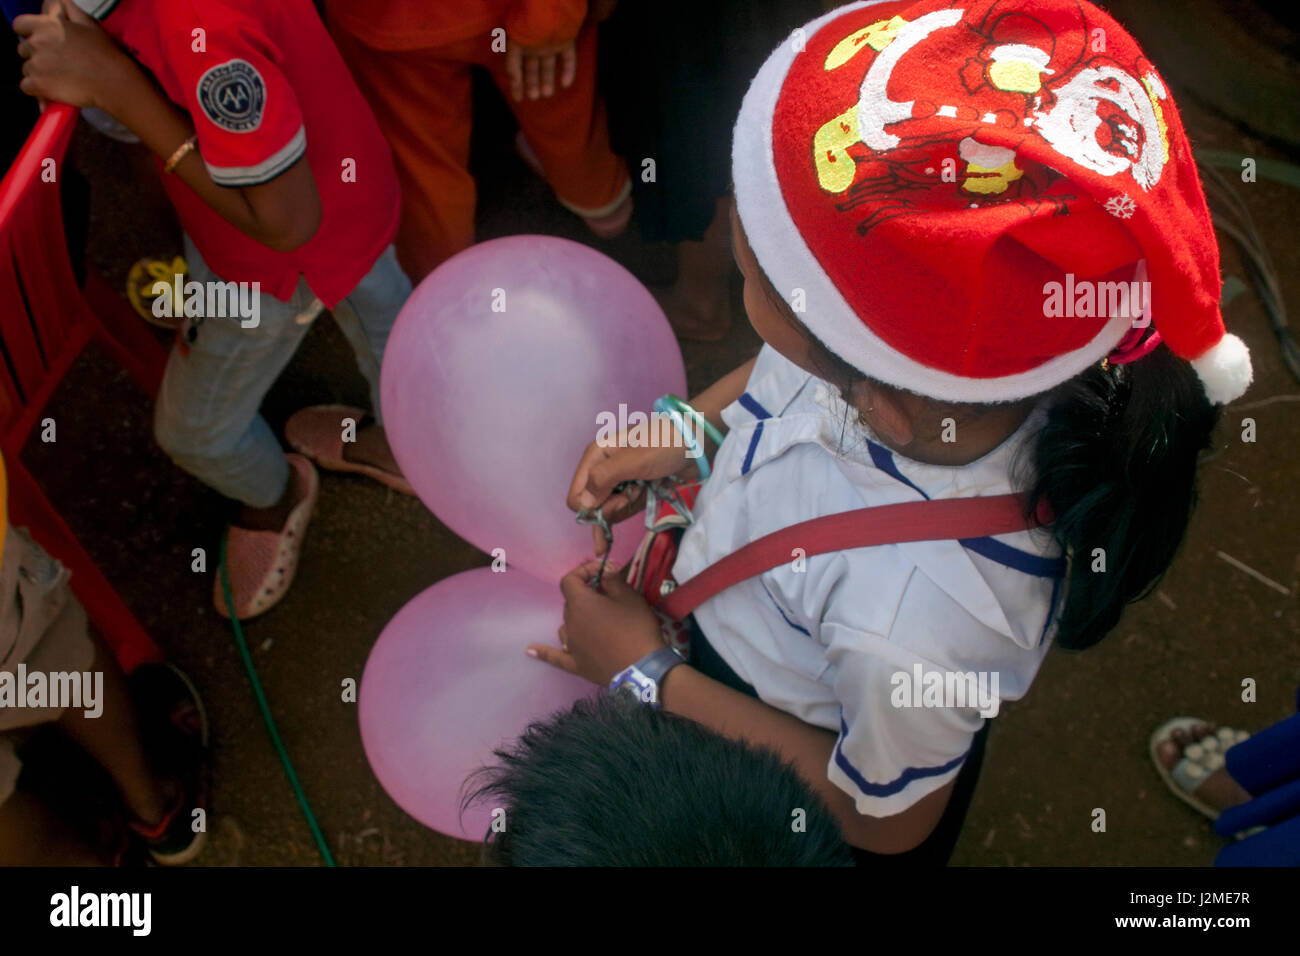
left=1213, top=695, right=1300, bottom=866
left=2, top=0, right=41, bottom=26
left=1215, top=813, right=1300, bottom=867
left=1217, top=777, right=1300, bottom=836
left=1224, top=711, right=1300, bottom=796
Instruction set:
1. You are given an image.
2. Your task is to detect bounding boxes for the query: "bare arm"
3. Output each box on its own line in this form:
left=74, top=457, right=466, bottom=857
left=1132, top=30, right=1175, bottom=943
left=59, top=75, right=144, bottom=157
left=16, top=0, right=321, bottom=251
left=99, top=64, right=321, bottom=252
left=659, top=662, right=956, bottom=854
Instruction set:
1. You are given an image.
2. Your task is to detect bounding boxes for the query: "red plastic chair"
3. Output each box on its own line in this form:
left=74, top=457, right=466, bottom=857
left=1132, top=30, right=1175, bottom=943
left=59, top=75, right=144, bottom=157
left=0, top=104, right=168, bottom=672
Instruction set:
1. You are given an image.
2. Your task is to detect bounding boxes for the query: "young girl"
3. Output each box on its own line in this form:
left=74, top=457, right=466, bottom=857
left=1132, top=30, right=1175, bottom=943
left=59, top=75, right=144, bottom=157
left=529, top=0, right=1253, bottom=862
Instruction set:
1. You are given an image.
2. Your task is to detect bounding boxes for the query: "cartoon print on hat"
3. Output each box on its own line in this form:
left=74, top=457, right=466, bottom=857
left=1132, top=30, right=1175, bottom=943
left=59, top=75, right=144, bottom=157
left=734, top=0, right=1251, bottom=404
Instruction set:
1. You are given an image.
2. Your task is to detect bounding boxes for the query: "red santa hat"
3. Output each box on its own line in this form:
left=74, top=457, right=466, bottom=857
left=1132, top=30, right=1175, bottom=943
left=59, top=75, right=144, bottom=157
left=732, top=0, right=1252, bottom=404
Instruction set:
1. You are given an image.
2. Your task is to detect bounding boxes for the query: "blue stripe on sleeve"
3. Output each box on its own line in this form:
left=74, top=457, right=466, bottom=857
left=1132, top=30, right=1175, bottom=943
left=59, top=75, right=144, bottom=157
left=834, top=718, right=970, bottom=797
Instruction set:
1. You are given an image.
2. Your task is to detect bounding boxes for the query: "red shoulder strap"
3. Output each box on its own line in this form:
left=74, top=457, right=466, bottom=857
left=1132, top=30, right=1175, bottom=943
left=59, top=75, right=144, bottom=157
left=657, top=493, right=1049, bottom=622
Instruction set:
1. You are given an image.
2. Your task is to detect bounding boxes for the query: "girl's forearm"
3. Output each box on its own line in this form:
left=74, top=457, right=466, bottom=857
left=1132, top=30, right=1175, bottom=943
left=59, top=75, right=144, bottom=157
left=688, top=356, right=758, bottom=432
left=658, top=662, right=951, bottom=853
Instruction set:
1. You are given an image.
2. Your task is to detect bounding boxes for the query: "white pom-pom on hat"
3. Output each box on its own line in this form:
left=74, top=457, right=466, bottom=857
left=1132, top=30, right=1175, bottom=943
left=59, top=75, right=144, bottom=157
left=1189, top=333, right=1253, bottom=405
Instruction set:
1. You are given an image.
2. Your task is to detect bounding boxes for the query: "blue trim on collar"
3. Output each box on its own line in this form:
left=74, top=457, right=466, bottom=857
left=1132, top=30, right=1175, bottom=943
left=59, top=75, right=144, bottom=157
left=737, top=392, right=772, bottom=420
left=864, top=434, right=1064, bottom=579
left=740, top=420, right=764, bottom=475
left=834, top=717, right=970, bottom=797
left=866, top=437, right=929, bottom=499
left=959, top=535, right=1067, bottom=579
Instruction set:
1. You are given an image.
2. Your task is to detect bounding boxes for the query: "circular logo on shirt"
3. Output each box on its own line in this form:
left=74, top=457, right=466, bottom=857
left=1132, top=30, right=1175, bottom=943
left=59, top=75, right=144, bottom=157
left=196, top=59, right=265, bottom=133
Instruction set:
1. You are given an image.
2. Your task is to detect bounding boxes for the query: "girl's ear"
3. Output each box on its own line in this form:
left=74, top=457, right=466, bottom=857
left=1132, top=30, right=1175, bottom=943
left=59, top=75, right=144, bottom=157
left=853, top=381, right=915, bottom=447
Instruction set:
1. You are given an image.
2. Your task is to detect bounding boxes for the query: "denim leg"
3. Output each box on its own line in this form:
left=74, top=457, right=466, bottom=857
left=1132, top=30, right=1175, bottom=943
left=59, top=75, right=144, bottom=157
left=327, top=245, right=411, bottom=423
left=153, top=238, right=318, bottom=508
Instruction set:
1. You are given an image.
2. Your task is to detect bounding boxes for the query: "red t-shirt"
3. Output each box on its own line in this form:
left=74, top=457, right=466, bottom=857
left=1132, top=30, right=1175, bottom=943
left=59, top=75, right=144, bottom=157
left=80, top=0, right=401, bottom=306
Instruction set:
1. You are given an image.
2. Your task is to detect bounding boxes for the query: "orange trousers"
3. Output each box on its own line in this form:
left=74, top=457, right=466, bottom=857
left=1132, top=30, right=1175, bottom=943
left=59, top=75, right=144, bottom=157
left=330, top=22, right=630, bottom=282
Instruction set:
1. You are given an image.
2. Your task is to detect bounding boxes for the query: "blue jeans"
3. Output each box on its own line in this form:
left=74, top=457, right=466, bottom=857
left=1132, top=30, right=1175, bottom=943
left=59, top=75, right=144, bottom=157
left=153, top=237, right=410, bottom=508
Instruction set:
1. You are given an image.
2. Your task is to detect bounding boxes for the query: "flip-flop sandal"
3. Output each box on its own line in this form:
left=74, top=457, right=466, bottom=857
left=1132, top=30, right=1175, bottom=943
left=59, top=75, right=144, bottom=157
left=1149, top=717, right=1251, bottom=821
left=214, top=454, right=319, bottom=621
left=126, top=255, right=188, bottom=328
left=285, top=404, right=414, bottom=496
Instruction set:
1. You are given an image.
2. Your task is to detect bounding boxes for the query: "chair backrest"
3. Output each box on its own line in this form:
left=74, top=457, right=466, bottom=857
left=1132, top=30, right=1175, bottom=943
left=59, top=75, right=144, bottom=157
left=0, top=104, right=82, bottom=437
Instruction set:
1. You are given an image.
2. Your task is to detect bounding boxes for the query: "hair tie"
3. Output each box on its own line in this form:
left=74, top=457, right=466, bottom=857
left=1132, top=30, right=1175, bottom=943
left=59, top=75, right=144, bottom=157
left=1107, top=325, right=1163, bottom=366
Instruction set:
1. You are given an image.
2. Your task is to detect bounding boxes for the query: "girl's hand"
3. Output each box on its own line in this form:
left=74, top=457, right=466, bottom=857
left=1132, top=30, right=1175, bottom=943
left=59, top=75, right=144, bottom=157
left=505, top=38, right=577, bottom=101
left=567, top=434, right=700, bottom=554
left=15, top=0, right=133, bottom=111
left=527, top=559, right=664, bottom=686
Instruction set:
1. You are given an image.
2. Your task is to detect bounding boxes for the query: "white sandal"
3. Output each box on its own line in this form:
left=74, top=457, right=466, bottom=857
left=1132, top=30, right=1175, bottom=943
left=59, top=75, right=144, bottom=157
left=1149, top=717, right=1250, bottom=821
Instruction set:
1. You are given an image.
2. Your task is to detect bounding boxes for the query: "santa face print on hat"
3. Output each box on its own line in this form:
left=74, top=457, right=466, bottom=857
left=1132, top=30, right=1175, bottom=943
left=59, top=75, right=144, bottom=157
left=734, top=0, right=1251, bottom=404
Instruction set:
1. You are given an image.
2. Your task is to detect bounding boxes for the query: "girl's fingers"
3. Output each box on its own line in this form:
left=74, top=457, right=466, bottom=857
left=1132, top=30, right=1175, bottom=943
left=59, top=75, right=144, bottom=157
left=560, top=45, right=577, bottom=89
left=540, top=53, right=556, bottom=97
left=524, top=55, right=540, bottom=99
left=526, top=643, right=577, bottom=674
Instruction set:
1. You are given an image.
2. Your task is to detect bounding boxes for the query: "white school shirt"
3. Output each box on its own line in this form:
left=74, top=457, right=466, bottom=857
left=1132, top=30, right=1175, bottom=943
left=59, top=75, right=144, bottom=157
left=672, top=345, right=1065, bottom=818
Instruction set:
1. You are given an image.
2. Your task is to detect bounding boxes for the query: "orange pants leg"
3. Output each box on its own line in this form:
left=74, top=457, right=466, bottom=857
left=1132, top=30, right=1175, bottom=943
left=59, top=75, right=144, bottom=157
left=330, top=28, right=477, bottom=283
left=481, top=21, right=630, bottom=219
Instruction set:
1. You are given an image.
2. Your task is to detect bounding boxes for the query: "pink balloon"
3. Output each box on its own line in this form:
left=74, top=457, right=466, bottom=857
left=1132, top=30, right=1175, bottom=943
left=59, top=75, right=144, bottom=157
left=359, top=567, right=594, bottom=839
left=381, top=236, right=687, bottom=583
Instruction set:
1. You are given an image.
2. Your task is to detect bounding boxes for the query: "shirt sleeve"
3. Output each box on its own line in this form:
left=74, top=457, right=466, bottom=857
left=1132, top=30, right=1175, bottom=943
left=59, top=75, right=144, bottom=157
left=506, top=0, right=587, bottom=48
left=821, top=570, right=991, bottom=819
left=164, top=26, right=306, bottom=187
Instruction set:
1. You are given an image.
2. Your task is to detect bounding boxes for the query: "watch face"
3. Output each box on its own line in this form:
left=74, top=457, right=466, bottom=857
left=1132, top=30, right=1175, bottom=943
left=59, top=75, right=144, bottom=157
left=612, top=668, right=659, bottom=707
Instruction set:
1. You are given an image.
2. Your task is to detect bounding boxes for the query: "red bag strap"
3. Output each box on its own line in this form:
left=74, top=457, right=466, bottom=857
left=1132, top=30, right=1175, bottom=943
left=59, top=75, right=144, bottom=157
left=657, top=493, right=1050, bottom=622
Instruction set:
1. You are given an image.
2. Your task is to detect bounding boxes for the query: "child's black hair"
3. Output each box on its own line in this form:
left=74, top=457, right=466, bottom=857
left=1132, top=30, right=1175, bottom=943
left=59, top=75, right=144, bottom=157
left=799, top=324, right=1219, bottom=652
left=1022, top=344, right=1219, bottom=649
left=464, top=694, right=854, bottom=866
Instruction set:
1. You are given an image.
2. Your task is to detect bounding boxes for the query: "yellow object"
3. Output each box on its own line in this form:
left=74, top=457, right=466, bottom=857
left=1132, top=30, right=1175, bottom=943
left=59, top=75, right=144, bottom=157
left=814, top=105, right=862, bottom=194
left=988, top=59, right=1044, bottom=94
left=824, top=16, right=906, bottom=70
left=163, top=134, right=198, bottom=174
left=126, top=256, right=188, bottom=328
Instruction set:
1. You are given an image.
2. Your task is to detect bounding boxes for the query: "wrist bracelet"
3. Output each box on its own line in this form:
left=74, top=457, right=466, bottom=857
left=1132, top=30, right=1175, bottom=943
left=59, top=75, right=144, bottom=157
left=654, top=398, right=710, bottom=479
left=163, top=135, right=198, bottom=174
left=663, top=394, right=726, bottom=448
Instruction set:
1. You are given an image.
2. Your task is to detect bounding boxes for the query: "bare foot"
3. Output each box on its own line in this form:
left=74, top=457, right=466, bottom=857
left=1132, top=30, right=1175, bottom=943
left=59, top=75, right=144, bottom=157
left=1155, top=722, right=1252, bottom=814
left=343, top=423, right=402, bottom=477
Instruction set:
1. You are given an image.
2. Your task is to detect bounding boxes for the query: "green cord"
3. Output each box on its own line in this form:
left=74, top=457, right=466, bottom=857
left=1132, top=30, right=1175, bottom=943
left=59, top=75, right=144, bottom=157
left=219, top=532, right=335, bottom=867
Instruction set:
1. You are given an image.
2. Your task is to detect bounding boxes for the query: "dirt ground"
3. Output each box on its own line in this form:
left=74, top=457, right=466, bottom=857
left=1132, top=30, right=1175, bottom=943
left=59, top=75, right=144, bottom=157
left=16, top=14, right=1300, bottom=867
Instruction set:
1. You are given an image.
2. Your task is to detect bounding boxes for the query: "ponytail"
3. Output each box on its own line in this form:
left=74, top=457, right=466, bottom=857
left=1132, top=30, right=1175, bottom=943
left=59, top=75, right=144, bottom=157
left=1026, top=345, right=1219, bottom=650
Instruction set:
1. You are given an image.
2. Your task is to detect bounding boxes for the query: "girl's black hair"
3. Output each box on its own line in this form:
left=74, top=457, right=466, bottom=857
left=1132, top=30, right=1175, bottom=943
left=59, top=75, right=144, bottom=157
left=1023, top=344, right=1219, bottom=649
left=798, top=325, right=1219, bottom=651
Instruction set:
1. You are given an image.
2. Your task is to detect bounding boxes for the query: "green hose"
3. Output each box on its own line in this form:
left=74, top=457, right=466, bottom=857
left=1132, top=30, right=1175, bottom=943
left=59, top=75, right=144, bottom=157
left=219, top=532, right=335, bottom=866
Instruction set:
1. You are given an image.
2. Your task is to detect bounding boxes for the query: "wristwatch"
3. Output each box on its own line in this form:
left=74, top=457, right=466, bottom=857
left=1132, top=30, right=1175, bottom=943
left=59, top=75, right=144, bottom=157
left=608, top=647, right=685, bottom=709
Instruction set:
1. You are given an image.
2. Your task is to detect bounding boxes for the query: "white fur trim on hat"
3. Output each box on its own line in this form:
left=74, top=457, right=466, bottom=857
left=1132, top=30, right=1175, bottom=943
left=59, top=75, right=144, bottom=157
left=1190, top=333, right=1253, bottom=405
left=731, top=0, right=1133, bottom=403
